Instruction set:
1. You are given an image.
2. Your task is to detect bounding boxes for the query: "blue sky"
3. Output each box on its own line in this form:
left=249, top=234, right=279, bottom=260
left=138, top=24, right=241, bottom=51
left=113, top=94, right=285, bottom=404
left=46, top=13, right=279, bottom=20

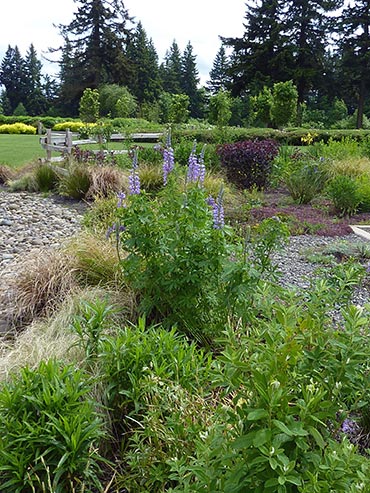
left=0, top=0, right=245, bottom=86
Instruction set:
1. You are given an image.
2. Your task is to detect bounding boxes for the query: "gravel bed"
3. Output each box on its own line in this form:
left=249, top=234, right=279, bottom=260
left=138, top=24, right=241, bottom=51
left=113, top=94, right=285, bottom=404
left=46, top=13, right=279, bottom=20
left=0, top=188, right=369, bottom=334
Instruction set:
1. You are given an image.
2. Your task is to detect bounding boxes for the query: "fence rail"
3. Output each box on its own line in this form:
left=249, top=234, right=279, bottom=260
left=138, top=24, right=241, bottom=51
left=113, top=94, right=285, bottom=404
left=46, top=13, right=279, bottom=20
left=40, top=129, right=163, bottom=162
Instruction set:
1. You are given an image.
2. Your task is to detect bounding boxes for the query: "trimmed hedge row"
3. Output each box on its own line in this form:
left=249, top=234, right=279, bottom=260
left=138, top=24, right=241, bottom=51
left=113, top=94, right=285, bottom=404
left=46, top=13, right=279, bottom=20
left=175, top=127, right=370, bottom=145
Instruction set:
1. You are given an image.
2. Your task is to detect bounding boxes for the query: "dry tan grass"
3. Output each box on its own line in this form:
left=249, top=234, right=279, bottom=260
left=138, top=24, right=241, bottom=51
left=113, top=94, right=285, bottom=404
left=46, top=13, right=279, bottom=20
left=0, top=288, right=120, bottom=382
left=0, top=165, right=15, bottom=184
left=65, top=231, right=127, bottom=289
left=5, top=249, right=78, bottom=327
left=87, top=166, right=125, bottom=199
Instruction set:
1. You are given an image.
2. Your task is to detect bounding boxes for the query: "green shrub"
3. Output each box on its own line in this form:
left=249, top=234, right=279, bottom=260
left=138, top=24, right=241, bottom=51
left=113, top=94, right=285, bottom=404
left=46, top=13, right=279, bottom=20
left=113, top=180, right=288, bottom=344
left=168, top=288, right=370, bottom=492
left=0, top=360, right=105, bottom=492
left=326, top=175, right=361, bottom=216
left=356, top=174, right=370, bottom=212
left=8, top=173, right=39, bottom=192
left=35, top=163, right=60, bottom=192
left=0, top=123, right=36, bottom=134
left=82, top=194, right=119, bottom=234
left=59, top=164, right=91, bottom=200
left=95, top=320, right=214, bottom=491
left=285, top=162, right=327, bottom=204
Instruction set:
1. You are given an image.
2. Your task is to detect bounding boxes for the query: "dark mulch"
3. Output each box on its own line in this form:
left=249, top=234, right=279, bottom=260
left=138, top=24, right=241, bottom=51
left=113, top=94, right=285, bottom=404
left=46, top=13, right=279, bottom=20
left=248, top=189, right=370, bottom=236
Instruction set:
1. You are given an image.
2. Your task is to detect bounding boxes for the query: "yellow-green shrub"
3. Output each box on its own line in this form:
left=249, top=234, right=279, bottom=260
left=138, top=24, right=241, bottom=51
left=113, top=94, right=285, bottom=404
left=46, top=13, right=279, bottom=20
left=53, top=121, right=87, bottom=132
left=0, top=123, right=36, bottom=134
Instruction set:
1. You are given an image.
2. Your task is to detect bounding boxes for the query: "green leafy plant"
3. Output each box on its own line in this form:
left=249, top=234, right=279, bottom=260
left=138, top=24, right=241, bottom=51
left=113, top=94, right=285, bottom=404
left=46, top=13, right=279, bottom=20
left=326, top=175, right=361, bottom=216
left=0, top=360, right=106, bottom=492
left=285, top=161, right=327, bottom=204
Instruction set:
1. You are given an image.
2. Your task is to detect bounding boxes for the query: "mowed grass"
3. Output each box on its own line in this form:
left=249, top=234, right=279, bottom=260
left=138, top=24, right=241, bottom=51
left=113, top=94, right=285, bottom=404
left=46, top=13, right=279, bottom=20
left=0, top=134, right=45, bottom=168
left=0, top=134, right=154, bottom=169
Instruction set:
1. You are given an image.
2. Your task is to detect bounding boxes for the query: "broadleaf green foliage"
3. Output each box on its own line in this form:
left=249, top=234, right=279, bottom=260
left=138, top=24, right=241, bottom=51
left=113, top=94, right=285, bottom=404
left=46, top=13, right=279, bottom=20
left=166, top=270, right=370, bottom=492
left=115, top=178, right=288, bottom=343
left=217, top=139, right=280, bottom=189
left=0, top=360, right=105, bottom=492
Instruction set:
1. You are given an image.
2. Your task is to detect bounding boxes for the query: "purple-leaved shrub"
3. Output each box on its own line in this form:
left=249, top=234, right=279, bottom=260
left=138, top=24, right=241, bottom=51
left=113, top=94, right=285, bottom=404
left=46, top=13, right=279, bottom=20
left=217, top=139, right=279, bottom=189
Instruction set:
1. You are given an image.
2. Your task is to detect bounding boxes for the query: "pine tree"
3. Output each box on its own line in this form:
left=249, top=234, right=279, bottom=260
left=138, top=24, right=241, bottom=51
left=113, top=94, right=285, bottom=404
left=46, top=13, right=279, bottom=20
left=0, top=45, right=27, bottom=114
left=180, top=41, right=200, bottom=117
left=55, top=0, right=134, bottom=114
left=126, top=22, right=161, bottom=104
left=24, top=44, right=48, bottom=115
left=207, top=45, right=231, bottom=94
left=284, top=0, right=342, bottom=105
left=223, top=0, right=291, bottom=96
left=337, top=0, right=370, bottom=128
left=160, top=40, right=182, bottom=94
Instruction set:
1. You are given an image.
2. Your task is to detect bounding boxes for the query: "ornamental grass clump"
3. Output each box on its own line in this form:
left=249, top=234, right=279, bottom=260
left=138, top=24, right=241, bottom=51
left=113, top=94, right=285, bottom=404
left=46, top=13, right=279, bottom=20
left=4, top=249, right=77, bottom=328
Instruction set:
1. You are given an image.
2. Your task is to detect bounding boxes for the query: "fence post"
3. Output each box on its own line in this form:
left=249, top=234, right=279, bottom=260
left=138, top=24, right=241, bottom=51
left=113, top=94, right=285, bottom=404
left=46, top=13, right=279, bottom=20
left=46, top=128, right=52, bottom=162
left=65, top=129, right=73, bottom=163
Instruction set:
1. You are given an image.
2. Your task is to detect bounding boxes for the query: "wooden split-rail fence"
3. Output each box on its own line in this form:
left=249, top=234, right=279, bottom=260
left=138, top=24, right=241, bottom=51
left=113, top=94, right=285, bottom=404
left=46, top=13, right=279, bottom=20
left=40, top=128, right=163, bottom=162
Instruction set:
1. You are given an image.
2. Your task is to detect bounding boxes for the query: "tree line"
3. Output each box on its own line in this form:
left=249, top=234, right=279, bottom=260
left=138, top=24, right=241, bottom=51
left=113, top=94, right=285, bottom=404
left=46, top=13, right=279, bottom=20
left=0, top=0, right=369, bottom=128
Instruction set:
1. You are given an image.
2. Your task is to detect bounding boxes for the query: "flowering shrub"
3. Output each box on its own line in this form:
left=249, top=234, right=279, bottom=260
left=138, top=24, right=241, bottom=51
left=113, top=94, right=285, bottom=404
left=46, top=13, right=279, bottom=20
left=108, top=145, right=289, bottom=344
left=217, top=139, right=279, bottom=189
left=0, top=123, right=36, bottom=134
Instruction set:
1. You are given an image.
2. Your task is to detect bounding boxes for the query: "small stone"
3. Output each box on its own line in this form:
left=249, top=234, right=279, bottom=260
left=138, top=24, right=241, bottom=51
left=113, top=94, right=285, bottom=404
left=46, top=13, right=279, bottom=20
left=0, top=219, right=12, bottom=226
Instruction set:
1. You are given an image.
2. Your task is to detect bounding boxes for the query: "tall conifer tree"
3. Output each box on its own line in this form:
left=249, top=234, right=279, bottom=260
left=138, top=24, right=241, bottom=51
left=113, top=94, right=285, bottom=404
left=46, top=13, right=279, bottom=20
left=180, top=41, right=200, bottom=117
left=55, top=0, right=133, bottom=114
left=337, top=0, right=370, bottom=128
left=0, top=45, right=27, bottom=114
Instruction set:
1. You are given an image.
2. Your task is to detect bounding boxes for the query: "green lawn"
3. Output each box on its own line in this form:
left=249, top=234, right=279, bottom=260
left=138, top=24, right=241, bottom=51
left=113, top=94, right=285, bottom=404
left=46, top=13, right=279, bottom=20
left=0, top=134, right=45, bottom=168
left=0, top=134, right=153, bottom=169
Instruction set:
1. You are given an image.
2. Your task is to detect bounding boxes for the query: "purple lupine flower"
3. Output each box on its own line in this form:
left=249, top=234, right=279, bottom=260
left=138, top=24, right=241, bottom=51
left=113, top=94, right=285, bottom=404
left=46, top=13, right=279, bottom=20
left=117, top=191, right=126, bottom=208
left=341, top=418, right=358, bottom=435
left=198, top=144, right=206, bottom=184
left=187, top=141, right=199, bottom=183
left=207, top=188, right=225, bottom=229
left=187, top=142, right=207, bottom=185
left=129, top=148, right=140, bottom=195
left=106, top=222, right=126, bottom=239
left=163, top=130, right=175, bottom=185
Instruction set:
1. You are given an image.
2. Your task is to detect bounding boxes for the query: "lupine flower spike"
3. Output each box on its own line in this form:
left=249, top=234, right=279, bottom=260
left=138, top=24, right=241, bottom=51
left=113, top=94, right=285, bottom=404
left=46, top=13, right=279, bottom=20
left=117, top=191, right=126, bottom=208
left=163, top=128, right=174, bottom=185
left=207, top=187, right=225, bottom=229
left=129, top=147, right=140, bottom=195
left=187, top=140, right=199, bottom=183
left=198, top=144, right=206, bottom=185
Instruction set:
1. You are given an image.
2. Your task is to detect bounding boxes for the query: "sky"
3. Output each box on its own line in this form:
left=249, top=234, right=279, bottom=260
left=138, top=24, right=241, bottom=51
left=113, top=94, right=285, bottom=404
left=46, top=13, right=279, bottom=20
left=0, top=0, right=246, bottom=86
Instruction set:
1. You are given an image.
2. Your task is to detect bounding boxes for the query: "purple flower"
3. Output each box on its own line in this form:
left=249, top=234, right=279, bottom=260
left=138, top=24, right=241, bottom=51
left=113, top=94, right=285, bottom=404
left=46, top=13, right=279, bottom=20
left=198, top=145, right=206, bottom=184
left=163, top=131, right=175, bottom=185
left=117, top=191, right=126, bottom=208
left=187, top=141, right=199, bottom=183
left=106, top=222, right=125, bottom=239
left=129, top=148, right=140, bottom=195
left=187, top=142, right=206, bottom=185
left=341, top=418, right=358, bottom=435
left=207, top=188, right=224, bottom=229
